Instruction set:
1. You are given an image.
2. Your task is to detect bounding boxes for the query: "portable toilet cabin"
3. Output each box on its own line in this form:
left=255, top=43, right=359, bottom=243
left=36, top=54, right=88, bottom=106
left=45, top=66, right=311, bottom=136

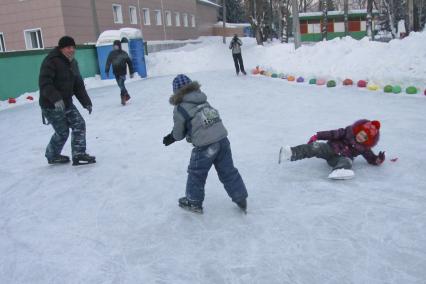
left=120, top=28, right=147, bottom=78
left=96, top=28, right=147, bottom=80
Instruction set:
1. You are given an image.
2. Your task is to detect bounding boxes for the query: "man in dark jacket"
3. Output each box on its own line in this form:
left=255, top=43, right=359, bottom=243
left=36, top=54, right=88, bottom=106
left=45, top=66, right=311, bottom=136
left=229, top=34, right=246, bottom=76
left=105, top=40, right=134, bottom=105
left=39, top=36, right=96, bottom=166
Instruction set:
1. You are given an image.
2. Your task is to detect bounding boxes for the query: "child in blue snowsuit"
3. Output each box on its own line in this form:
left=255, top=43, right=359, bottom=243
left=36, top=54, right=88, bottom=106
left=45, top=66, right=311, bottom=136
left=163, top=74, right=248, bottom=214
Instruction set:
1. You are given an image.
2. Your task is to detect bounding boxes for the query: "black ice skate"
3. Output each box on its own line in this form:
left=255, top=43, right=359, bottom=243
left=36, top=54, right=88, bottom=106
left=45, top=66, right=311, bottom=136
left=178, top=197, right=203, bottom=214
left=47, top=155, right=70, bottom=165
left=72, top=153, right=96, bottom=166
left=236, top=199, right=247, bottom=214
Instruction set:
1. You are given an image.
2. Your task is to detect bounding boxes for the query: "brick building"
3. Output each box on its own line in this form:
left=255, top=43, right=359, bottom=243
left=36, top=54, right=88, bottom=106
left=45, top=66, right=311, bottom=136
left=0, top=0, right=220, bottom=52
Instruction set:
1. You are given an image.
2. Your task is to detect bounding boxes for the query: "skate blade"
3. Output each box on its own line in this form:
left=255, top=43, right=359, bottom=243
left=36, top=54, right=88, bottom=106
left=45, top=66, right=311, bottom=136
left=278, top=147, right=283, bottom=164
left=179, top=204, right=203, bottom=214
left=72, top=160, right=96, bottom=166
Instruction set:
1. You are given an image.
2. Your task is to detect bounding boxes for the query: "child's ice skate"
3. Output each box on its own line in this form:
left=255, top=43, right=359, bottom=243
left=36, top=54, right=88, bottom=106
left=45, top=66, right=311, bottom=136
left=236, top=199, right=247, bottom=214
left=178, top=197, right=203, bottom=214
left=278, top=146, right=292, bottom=164
left=328, top=169, right=355, bottom=180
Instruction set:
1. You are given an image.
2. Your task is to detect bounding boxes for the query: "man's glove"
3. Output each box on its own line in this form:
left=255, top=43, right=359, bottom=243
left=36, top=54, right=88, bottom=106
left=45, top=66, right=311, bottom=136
left=376, top=151, right=385, bottom=165
left=307, top=134, right=318, bottom=144
left=85, top=105, right=92, bottom=115
left=54, top=100, right=65, bottom=112
left=163, top=133, right=176, bottom=146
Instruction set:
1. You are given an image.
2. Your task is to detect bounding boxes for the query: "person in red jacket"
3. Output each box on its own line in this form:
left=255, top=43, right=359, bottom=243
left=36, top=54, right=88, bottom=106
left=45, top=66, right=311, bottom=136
left=279, top=119, right=385, bottom=179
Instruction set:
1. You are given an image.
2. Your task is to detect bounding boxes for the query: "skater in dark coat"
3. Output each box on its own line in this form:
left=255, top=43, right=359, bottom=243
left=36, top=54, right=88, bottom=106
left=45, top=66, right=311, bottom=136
left=163, top=74, right=248, bottom=214
left=105, top=40, right=134, bottom=105
left=279, top=119, right=385, bottom=179
left=229, top=34, right=246, bottom=76
left=39, top=36, right=96, bottom=166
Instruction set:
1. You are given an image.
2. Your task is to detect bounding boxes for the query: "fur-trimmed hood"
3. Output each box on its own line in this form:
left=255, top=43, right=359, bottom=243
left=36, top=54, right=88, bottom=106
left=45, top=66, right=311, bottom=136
left=169, top=81, right=203, bottom=105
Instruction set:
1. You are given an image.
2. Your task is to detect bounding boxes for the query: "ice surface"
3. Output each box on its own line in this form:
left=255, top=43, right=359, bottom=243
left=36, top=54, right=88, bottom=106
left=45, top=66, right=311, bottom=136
left=1, top=34, right=425, bottom=283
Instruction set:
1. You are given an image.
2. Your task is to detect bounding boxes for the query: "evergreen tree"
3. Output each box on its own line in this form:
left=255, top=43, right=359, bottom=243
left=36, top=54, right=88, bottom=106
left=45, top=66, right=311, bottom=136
left=219, top=0, right=247, bottom=23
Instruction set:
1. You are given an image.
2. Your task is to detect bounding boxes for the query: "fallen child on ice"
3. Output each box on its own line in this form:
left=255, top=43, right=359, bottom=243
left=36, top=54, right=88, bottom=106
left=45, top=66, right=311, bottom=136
left=279, top=119, right=385, bottom=180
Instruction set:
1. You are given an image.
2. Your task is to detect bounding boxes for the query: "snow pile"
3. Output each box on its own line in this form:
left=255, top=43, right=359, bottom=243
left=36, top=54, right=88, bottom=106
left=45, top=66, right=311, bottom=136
left=147, top=32, right=426, bottom=87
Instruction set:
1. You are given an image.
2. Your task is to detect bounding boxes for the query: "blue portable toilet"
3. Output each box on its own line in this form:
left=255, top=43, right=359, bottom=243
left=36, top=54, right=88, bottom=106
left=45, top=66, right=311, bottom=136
left=96, top=28, right=147, bottom=80
left=120, top=28, right=147, bottom=78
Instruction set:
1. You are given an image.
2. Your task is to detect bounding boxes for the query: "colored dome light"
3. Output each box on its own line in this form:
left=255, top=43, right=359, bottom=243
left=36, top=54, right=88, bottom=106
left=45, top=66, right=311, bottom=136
left=327, top=80, right=337, bottom=87
left=406, top=86, right=418, bottom=94
left=384, top=85, right=393, bottom=93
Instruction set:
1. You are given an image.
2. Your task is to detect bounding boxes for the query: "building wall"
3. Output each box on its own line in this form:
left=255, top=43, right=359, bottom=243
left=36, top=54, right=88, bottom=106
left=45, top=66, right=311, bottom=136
left=0, top=0, right=65, bottom=51
left=0, top=0, right=219, bottom=51
left=196, top=2, right=218, bottom=36
left=61, top=0, right=97, bottom=44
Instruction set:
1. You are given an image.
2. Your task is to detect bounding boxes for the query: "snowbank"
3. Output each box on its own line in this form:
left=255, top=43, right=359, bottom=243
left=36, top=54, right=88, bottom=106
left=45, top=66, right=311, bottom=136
left=2, top=32, right=425, bottom=111
left=146, top=33, right=426, bottom=87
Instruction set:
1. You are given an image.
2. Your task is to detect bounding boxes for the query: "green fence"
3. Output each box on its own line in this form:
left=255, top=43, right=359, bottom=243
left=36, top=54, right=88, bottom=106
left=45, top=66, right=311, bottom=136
left=0, top=45, right=99, bottom=101
left=301, top=31, right=366, bottom=42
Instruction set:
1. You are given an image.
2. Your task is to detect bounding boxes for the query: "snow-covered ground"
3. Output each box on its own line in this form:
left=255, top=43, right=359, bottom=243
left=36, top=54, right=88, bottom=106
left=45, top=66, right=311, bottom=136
left=1, top=35, right=426, bottom=283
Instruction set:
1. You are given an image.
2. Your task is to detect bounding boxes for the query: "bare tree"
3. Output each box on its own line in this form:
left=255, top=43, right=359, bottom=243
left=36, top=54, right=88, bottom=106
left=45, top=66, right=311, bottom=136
left=344, top=0, right=349, bottom=35
left=417, top=0, right=425, bottom=30
left=292, top=0, right=301, bottom=48
left=366, top=0, right=374, bottom=39
left=321, top=0, right=328, bottom=40
left=407, top=0, right=414, bottom=32
left=245, top=0, right=268, bottom=45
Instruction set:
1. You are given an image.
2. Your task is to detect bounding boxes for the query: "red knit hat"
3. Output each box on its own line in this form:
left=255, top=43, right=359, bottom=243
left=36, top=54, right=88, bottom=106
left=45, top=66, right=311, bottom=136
left=353, top=120, right=380, bottom=146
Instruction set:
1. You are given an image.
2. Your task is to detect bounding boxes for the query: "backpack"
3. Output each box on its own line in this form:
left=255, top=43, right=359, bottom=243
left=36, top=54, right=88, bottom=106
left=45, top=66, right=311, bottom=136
left=177, top=103, right=222, bottom=139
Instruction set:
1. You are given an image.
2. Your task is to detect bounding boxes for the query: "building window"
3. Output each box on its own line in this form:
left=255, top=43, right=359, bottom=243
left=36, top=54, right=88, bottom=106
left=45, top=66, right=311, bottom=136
left=175, top=12, right=180, bottom=27
left=183, top=13, right=188, bottom=27
left=113, top=4, right=123, bottom=24
left=154, top=10, right=162, bottom=26
left=24, top=28, right=43, bottom=49
left=143, top=8, right=151, bottom=25
left=0, top=33, right=5, bottom=52
left=165, top=10, right=172, bottom=26
left=191, top=15, right=196, bottom=27
left=334, top=22, right=344, bottom=32
left=129, top=6, right=137, bottom=24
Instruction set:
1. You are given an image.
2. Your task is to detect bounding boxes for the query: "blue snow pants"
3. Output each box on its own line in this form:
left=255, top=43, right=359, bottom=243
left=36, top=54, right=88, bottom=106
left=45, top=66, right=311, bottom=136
left=186, top=137, right=248, bottom=205
left=42, top=104, right=86, bottom=159
left=115, top=75, right=128, bottom=96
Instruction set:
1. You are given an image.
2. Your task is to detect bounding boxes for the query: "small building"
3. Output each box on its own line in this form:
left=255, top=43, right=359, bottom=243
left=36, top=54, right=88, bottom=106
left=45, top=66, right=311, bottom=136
left=293, top=9, right=379, bottom=42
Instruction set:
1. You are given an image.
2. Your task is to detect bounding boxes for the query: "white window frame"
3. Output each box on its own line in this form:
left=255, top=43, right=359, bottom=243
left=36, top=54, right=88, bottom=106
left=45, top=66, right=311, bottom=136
left=0, top=33, right=6, bottom=52
left=175, top=12, right=181, bottom=27
left=142, top=8, right=151, bottom=25
left=183, top=13, right=188, bottom=27
left=154, top=10, right=162, bottom=26
left=165, top=10, right=172, bottom=26
left=191, top=15, right=196, bottom=27
left=112, top=4, right=123, bottom=24
left=129, top=6, right=138, bottom=24
left=23, top=28, right=44, bottom=50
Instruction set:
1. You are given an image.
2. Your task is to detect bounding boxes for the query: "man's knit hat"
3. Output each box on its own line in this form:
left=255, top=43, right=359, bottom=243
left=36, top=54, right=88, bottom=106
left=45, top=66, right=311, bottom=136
left=172, top=74, right=192, bottom=93
left=113, top=40, right=122, bottom=49
left=58, top=36, right=76, bottom=49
